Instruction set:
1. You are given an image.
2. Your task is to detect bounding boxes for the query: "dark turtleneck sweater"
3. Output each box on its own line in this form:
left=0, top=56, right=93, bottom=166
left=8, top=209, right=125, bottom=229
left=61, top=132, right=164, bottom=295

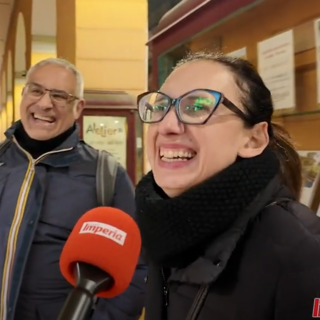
left=14, top=123, right=76, bottom=159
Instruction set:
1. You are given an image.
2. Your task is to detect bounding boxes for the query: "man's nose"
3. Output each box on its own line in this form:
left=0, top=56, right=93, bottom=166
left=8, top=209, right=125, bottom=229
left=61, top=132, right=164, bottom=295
left=157, top=106, right=185, bottom=135
left=37, top=91, right=53, bottom=108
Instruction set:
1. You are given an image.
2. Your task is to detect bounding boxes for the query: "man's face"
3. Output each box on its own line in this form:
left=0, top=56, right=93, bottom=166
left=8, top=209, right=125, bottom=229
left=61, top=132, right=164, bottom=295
left=20, top=64, right=84, bottom=140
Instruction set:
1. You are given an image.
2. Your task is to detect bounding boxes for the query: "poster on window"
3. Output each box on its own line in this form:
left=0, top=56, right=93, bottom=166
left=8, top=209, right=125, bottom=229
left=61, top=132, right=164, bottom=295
left=257, top=30, right=295, bottom=111
left=314, top=19, right=320, bottom=105
left=297, top=150, right=320, bottom=207
left=226, top=47, right=247, bottom=59
left=83, top=115, right=127, bottom=169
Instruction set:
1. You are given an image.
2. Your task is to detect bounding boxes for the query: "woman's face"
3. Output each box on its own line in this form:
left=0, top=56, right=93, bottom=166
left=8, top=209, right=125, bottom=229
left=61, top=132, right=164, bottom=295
left=147, top=60, right=268, bottom=197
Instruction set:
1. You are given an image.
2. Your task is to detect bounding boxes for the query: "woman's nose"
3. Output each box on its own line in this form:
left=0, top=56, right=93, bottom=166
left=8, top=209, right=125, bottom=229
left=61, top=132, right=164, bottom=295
left=157, top=106, right=185, bottom=135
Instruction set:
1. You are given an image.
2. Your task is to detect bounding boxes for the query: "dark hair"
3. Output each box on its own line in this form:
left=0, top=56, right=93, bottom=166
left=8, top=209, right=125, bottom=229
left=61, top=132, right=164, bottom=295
left=175, top=51, right=302, bottom=199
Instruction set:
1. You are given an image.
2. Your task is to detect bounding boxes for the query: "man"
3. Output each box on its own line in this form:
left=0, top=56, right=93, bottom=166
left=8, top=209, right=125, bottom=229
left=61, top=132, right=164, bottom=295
left=0, top=58, right=146, bottom=320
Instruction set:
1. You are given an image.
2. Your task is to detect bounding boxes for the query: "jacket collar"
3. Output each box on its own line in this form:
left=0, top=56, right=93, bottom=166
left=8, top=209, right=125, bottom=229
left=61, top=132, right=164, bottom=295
left=5, top=120, right=81, bottom=150
left=4, top=121, right=83, bottom=167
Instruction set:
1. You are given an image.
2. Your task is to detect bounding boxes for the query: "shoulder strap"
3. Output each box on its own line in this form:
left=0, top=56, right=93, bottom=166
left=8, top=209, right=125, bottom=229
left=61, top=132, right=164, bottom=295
left=185, top=285, right=209, bottom=320
left=264, top=197, right=292, bottom=209
left=96, top=149, right=118, bottom=206
left=92, top=150, right=118, bottom=312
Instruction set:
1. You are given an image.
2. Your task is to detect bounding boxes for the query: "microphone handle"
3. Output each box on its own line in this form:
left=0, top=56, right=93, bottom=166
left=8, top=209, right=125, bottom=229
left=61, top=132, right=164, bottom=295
left=57, top=287, right=94, bottom=320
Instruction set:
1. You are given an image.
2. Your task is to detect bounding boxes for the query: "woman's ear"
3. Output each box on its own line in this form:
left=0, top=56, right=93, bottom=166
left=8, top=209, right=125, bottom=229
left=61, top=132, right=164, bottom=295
left=238, top=122, right=269, bottom=158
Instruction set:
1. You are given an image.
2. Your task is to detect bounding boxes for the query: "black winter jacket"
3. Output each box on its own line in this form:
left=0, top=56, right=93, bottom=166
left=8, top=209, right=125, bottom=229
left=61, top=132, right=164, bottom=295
left=143, top=178, right=320, bottom=320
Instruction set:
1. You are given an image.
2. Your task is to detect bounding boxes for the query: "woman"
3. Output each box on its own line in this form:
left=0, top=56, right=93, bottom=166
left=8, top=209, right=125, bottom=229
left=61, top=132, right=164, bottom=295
left=135, top=51, right=320, bottom=320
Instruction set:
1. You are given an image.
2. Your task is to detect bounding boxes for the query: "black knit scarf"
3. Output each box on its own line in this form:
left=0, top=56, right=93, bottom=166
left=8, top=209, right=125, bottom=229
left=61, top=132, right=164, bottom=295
left=135, top=148, right=280, bottom=268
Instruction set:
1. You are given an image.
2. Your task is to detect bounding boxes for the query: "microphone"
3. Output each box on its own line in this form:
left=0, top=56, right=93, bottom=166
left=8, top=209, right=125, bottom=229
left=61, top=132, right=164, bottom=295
left=57, top=207, right=142, bottom=320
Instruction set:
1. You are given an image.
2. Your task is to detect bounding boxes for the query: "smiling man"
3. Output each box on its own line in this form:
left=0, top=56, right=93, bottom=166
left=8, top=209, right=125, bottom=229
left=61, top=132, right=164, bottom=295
left=0, top=58, right=146, bottom=320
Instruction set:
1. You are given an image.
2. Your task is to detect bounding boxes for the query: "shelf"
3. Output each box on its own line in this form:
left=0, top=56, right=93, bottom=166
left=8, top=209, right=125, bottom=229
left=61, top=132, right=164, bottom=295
left=273, top=108, right=320, bottom=119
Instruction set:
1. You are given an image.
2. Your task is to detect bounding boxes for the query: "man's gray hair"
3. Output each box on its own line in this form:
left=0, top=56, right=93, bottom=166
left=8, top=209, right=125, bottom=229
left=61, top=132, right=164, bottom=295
left=26, top=58, right=84, bottom=98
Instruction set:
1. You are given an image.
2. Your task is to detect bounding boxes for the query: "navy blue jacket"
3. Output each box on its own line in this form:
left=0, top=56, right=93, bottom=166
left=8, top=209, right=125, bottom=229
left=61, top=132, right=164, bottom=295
left=0, top=122, right=146, bottom=320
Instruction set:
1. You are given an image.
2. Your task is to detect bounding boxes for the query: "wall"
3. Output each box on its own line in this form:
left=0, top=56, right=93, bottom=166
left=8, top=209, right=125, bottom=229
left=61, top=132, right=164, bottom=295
left=55, top=0, right=75, bottom=63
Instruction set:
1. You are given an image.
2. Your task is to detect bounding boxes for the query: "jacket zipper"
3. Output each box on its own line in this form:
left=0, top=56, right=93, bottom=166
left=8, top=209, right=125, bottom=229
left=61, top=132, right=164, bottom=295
left=160, top=268, right=169, bottom=307
left=0, top=142, right=73, bottom=320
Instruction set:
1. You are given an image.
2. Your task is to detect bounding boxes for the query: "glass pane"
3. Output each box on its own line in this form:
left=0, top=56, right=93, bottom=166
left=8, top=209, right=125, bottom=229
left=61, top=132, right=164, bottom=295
left=83, top=115, right=127, bottom=169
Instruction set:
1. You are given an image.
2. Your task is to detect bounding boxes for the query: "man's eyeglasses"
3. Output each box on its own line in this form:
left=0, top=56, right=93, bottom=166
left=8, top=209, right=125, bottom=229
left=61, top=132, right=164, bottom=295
left=23, top=83, right=79, bottom=106
left=137, top=89, right=252, bottom=125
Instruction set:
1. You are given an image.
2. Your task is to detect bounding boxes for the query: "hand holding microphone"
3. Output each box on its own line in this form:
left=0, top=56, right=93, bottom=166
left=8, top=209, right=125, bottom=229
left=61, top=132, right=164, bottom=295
left=57, top=207, right=142, bottom=320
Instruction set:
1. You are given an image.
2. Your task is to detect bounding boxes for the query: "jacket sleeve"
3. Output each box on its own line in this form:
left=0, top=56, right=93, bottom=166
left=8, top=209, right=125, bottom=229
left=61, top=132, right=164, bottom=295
left=274, top=242, right=320, bottom=320
left=91, top=166, right=147, bottom=320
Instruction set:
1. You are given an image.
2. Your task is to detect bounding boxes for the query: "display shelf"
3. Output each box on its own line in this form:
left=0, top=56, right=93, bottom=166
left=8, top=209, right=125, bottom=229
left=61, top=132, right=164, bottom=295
left=273, top=108, right=320, bottom=119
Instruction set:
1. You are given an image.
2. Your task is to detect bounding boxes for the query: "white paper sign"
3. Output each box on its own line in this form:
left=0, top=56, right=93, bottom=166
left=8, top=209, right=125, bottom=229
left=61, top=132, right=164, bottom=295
left=227, top=47, right=247, bottom=59
left=298, top=150, right=320, bottom=207
left=83, top=115, right=127, bottom=168
left=258, top=30, right=295, bottom=110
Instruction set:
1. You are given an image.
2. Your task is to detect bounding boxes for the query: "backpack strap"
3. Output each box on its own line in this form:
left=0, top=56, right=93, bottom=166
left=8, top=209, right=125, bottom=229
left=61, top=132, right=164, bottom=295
left=264, top=197, right=292, bottom=209
left=185, top=284, right=209, bottom=320
left=96, top=149, right=118, bottom=206
left=91, top=150, right=119, bottom=314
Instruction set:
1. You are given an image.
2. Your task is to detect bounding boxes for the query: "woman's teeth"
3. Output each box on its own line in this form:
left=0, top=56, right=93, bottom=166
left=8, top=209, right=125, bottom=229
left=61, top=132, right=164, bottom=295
left=160, top=149, right=196, bottom=161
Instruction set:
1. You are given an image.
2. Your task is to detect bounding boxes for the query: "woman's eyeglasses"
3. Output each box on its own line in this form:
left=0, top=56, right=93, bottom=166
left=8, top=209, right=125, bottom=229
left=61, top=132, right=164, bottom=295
left=137, top=89, right=252, bottom=125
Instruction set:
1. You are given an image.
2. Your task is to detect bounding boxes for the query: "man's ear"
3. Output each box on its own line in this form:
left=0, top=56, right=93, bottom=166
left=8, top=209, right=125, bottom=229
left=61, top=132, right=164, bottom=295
left=238, top=122, right=269, bottom=158
left=74, top=99, right=85, bottom=120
